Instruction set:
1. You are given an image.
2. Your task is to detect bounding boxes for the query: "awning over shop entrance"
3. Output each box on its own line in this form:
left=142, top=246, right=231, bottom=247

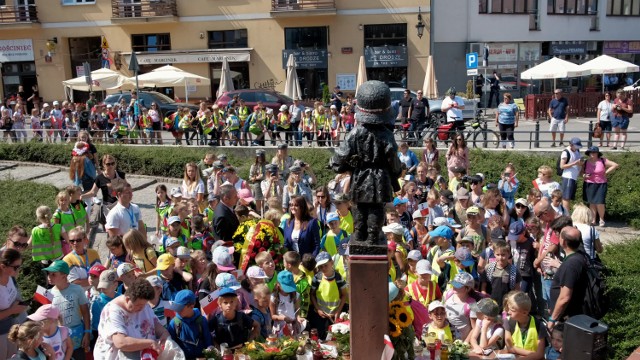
left=121, top=48, right=252, bottom=66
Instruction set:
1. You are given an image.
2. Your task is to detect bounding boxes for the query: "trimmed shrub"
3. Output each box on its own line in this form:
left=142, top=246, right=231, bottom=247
left=0, top=143, right=638, bottom=225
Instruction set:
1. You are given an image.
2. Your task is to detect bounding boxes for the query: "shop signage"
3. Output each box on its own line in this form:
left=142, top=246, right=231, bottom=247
left=341, top=47, right=353, bottom=54
left=486, top=43, right=517, bottom=62
left=603, top=41, right=640, bottom=54
left=550, top=43, right=586, bottom=55
left=364, top=46, right=408, bottom=68
left=0, top=39, right=34, bottom=62
left=282, top=49, right=328, bottom=69
left=123, top=51, right=251, bottom=65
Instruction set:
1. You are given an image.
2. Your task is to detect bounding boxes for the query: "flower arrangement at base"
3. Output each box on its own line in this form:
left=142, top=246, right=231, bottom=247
left=241, top=338, right=301, bottom=360
left=201, top=346, right=222, bottom=360
left=238, top=219, right=285, bottom=272
left=388, top=301, right=415, bottom=360
left=448, top=339, right=471, bottom=360
left=328, top=312, right=351, bottom=357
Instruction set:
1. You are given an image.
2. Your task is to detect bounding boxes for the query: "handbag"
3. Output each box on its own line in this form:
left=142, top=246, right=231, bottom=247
left=593, top=122, right=603, bottom=139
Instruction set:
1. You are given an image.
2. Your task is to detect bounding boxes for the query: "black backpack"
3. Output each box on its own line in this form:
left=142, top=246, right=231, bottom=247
left=556, top=149, right=570, bottom=176
left=582, top=252, right=609, bottom=320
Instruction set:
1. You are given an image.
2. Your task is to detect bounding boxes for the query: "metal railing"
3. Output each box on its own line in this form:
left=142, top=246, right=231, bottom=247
left=525, top=89, right=640, bottom=120
left=270, top=0, right=336, bottom=11
left=0, top=4, right=38, bottom=24
left=111, top=0, right=177, bottom=19
left=2, top=124, right=639, bottom=150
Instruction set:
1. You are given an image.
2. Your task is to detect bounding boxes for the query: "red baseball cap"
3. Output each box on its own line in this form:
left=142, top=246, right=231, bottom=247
left=89, top=264, right=106, bottom=277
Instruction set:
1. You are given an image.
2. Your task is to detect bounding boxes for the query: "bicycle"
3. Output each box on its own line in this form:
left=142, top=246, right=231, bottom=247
left=421, top=110, right=500, bottom=148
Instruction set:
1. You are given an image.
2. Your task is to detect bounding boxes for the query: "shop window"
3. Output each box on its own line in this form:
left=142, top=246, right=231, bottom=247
left=482, top=0, right=537, bottom=13
left=285, top=27, right=327, bottom=49
left=607, top=0, right=640, bottom=14
left=63, top=0, right=95, bottom=4
left=208, top=30, right=248, bottom=49
left=131, top=34, right=171, bottom=52
left=363, top=24, right=406, bottom=47
left=549, top=0, right=598, bottom=14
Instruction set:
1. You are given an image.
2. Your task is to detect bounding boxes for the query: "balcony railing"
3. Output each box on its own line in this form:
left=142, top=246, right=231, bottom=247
left=271, top=0, right=336, bottom=12
left=111, top=0, right=177, bottom=19
left=0, top=5, right=38, bottom=25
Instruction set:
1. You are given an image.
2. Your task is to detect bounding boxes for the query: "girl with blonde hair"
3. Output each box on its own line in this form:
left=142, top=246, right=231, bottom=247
left=8, top=321, right=54, bottom=360
left=29, top=206, right=68, bottom=263
left=180, top=162, right=205, bottom=204
left=123, top=229, right=157, bottom=275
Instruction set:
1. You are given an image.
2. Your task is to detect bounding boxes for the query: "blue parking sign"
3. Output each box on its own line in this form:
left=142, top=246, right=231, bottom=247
left=466, top=52, right=478, bottom=69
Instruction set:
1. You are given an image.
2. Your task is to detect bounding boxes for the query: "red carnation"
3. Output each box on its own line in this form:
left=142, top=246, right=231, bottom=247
left=254, top=240, right=262, bottom=248
left=259, top=247, right=267, bottom=252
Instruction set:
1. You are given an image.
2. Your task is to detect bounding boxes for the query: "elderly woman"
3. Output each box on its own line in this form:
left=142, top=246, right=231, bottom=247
left=93, top=278, right=170, bottom=360
left=495, top=92, right=519, bottom=149
left=284, top=195, right=321, bottom=257
left=62, top=226, right=102, bottom=290
left=582, top=146, right=619, bottom=227
left=397, top=142, right=420, bottom=174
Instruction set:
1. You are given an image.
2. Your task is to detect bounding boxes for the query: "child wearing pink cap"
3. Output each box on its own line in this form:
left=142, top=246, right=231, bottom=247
left=28, top=304, right=73, bottom=360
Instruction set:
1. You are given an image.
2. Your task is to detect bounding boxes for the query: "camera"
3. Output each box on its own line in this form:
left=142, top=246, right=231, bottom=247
left=298, top=161, right=307, bottom=168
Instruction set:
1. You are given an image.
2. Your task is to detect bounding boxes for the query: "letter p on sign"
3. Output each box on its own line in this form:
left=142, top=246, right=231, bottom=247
left=466, top=52, right=478, bottom=69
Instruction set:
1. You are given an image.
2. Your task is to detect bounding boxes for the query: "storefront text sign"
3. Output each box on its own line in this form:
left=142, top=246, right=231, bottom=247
left=282, top=49, right=328, bottom=69
left=123, top=51, right=251, bottom=65
left=550, top=43, right=586, bottom=55
left=486, top=43, right=517, bottom=62
left=0, top=39, right=34, bottom=62
left=364, top=46, right=408, bottom=68
left=603, top=41, right=640, bottom=54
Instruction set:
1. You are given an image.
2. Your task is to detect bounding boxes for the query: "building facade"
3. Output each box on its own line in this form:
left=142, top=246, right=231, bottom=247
left=432, top=0, right=640, bottom=96
left=0, top=0, right=430, bottom=103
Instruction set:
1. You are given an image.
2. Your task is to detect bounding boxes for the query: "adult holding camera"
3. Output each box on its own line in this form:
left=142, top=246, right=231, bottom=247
left=611, top=89, right=633, bottom=150
left=330, top=85, right=344, bottom=113
left=261, top=164, right=285, bottom=201
left=596, top=92, right=613, bottom=147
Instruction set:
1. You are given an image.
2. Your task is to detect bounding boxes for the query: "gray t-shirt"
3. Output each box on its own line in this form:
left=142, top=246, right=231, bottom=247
left=51, top=283, right=88, bottom=328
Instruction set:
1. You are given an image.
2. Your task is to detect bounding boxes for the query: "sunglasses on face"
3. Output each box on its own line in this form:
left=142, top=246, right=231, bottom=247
left=68, top=238, right=84, bottom=244
left=516, top=204, right=527, bottom=209
left=105, top=162, right=115, bottom=166
left=11, top=239, right=28, bottom=248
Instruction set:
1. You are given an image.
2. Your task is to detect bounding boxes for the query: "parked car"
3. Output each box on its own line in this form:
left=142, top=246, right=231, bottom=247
left=216, top=89, right=314, bottom=113
left=103, top=91, right=199, bottom=118
left=623, top=79, right=640, bottom=91
left=389, top=87, right=477, bottom=125
left=481, top=75, right=535, bottom=92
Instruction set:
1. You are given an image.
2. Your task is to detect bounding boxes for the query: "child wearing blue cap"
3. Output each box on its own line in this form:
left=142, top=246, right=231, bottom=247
left=168, top=289, right=212, bottom=359
left=270, top=270, right=303, bottom=336
left=310, top=251, right=348, bottom=340
left=209, top=287, right=260, bottom=349
left=320, top=212, right=349, bottom=257
left=425, top=225, right=456, bottom=292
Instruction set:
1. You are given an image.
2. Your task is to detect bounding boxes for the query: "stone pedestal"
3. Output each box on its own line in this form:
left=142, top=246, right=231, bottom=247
left=349, top=254, right=389, bottom=359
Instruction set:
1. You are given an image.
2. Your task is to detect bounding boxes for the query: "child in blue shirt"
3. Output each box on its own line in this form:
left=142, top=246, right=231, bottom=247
left=168, top=290, right=212, bottom=359
left=90, top=270, right=118, bottom=339
left=545, top=323, right=563, bottom=360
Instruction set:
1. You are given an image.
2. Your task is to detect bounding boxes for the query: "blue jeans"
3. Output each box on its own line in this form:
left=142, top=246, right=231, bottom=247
left=542, top=277, right=552, bottom=308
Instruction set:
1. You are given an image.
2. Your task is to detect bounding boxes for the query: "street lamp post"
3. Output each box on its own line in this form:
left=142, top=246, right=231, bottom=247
left=416, top=7, right=425, bottom=39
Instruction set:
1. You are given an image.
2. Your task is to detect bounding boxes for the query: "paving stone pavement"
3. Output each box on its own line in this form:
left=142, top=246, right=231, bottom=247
left=1, top=160, right=638, bottom=263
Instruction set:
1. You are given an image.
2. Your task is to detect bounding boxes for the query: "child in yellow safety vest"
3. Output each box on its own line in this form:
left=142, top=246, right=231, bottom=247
left=404, top=259, right=442, bottom=310
left=224, top=108, right=241, bottom=146
left=405, top=250, right=422, bottom=286
left=29, top=205, right=68, bottom=263
left=65, top=186, right=89, bottom=236
left=314, top=105, right=329, bottom=147
left=302, top=108, right=315, bottom=146
left=425, top=226, right=456, bottom=292
left=53, top=191, right=85, bottom=243
left=310, top=251, right=348, bottom=340
left=422, top=300, right=456, bottom=344
left=320, top=212, right=348, bottom=257
left=504, top=291, right=545, bottom=358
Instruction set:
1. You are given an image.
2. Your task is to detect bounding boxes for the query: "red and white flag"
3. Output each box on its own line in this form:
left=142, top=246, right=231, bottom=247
left=34, top=286, right=54, bottom=305
left=381, top=335, right=395, bottom=360
left=200, top=292, right=219, bottom=317
left=418, top=202, right=430, bottom=217
left=164, top=301, right=178, bottom=319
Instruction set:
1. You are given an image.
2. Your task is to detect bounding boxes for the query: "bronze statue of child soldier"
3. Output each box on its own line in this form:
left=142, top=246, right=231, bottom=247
left=330, top=80, right=402, bottom=253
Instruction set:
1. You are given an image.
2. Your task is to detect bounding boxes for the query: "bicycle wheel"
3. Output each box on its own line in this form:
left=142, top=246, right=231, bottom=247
left=473, top=129, right=500, bottom=148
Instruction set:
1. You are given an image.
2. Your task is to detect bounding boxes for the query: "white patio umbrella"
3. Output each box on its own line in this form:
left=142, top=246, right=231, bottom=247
left=422, top=55, right=438, bottom=99
left=217, top=57, right=234, bottom=99
left=520, top=57, right=589, bottom=90
left=136, top=65, right=211, bottom=102
left=283, top=54, right=302, bottom=100
left=355, top=56, right=367, bottom=96
left=62, top=68, right=133, bottom=92
left=578, top=54, right=640, bottom=92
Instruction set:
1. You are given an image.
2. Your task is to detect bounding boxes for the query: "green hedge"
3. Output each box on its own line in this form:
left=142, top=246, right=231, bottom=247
left=601, top=239, right=640, bottom=358
left=0, top=180, right=58, bottom=298
left=0, top=143, right=638, bottom=225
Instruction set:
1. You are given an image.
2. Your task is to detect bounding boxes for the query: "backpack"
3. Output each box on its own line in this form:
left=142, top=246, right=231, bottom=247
left=173, top=314, right=205, bottom=342
left=582, top=253, right=609, bottom=319
left=83, top=157, right=97, bottom=181
left=485, top=262, right=517, bottom=290
left=556, top=149, right=570, bottom=176
left=444, top=289, right=475, bottom=318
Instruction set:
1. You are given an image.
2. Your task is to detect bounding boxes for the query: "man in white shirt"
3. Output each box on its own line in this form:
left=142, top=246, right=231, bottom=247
left=441, top=87, right=466, bottom=133
left=559, top=137, right=583, bottom=212
left=105, top=180, right=145, bottom=238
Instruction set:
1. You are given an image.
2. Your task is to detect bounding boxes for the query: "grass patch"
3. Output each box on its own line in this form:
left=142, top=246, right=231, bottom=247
left=0, top=179, right=58, bottom=298
left=0, top=143, right=638, bottom=225
left=601, top=239, right=640, bottom=359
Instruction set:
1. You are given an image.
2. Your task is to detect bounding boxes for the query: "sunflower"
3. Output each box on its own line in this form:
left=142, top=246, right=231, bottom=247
left=389, top=300, right=404, bottom=317
left=394, top=307, right=412, bottom=328
left=389, top=320, right=402, bottom=338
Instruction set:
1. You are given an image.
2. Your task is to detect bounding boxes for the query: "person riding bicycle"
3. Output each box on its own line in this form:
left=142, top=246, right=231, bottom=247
left=441, top=87, right=466, bottom=134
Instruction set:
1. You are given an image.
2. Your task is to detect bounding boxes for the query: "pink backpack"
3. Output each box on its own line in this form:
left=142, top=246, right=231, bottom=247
left=408, top=299, right=431, bottom=333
